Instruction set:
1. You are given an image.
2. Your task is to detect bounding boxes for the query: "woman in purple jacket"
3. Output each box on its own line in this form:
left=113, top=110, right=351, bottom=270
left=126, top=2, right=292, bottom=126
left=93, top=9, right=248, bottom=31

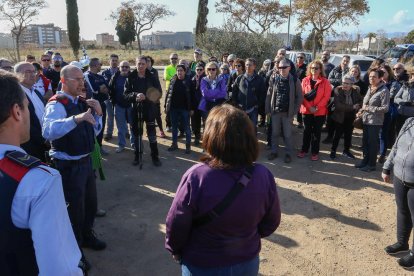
left=199, top=61, right=228, bottom=119
left=165, top=104, right=281, bottom=276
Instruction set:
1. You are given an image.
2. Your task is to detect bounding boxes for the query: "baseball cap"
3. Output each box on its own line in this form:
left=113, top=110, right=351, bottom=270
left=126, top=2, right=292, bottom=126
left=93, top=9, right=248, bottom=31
left=194, top=48, right=202, bottom=55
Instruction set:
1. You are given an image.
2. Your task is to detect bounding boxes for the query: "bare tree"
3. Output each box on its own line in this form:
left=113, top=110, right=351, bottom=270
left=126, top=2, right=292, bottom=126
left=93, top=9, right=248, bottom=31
left=215, top=0, right=289, bottom=35
left=111, top=1, right=174, bottom=54
left=294, top=0, right=369, bottom=58
left=0, top=0, right=47, bottom=61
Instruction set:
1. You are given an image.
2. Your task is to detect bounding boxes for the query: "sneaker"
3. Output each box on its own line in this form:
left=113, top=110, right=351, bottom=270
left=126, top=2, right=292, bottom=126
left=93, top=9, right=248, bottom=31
left=385, top=242, right=409, bottom=255
left=330, top=151, right=336, bottom=159
left=267, top=152, right=278, bottom=160
left=359, top=166, right=376, bottom=172
left=297, top=151, right=306, bottom=158
left=311, top=154, right=319, bottom=161
left=322, top=137, right=333, bottom=144
left=398, top=251, right=414, bottom=269
left=104, top=134, right=112, bottom=141
left=115, top=146, right=125, bottom=153
left=284, top=154, right=292, bottom=163
left=167, top=144, right=178, bottom=151
left=342, top=151, right=355, bottom=159
left=82, top=230, right=106, bottom=251
left=100, top=148, right=109, bottom=156
left=160, top=131, right=166, bottom=138
left=378, top=155, right=386, bottom=164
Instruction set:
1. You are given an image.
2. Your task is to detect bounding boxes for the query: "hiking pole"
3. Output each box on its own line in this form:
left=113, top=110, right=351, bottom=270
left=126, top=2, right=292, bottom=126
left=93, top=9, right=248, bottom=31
left=137, top=100, right=144, bottom=170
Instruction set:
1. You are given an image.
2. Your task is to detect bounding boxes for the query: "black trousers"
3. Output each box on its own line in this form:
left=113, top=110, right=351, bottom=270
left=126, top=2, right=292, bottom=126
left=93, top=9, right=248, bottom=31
left=331, top=115, right=354, bottom=152
left=326, top=112, right=335, bottom=138
left=155, top=102, right=164, bottom=132
left=55, top=157, right=97, bottom=246
left=396, top=114, right=410, bottom=135
left=361, top=124, right=380, bottom=167
left=96, top=102, right=107, bottom=147
left=191, top=109, right=203, bottom=140
left=393, top=176, right=414, bottom=248
left=302, top=114, right=325, bottom=154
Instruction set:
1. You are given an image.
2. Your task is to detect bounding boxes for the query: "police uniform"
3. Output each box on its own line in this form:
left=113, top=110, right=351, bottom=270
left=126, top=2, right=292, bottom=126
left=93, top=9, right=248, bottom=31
left=42, top=91, right=103, bottom=248
left=0, top=145, right=83, bottom=276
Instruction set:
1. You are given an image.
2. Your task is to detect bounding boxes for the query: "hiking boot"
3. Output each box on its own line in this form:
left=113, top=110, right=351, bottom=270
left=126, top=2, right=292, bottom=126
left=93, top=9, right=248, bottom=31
left=152, top=157, right=162, bottom=167
left=267, top=152, right=278, bottom=160
left=284, top=154, right=292, bottom=163
left=82, top=230, right=106, bottom=251
left=168, top=144, right=178, bottom=151
left=385, top=242, right=409, bottom=255
left=330, top=151, right=336, bottom=159
left=342, top=151, right=355, bottom=159
left=378, top=155, right=386, bottom=164
left=398, top=251, right=414, bottom=269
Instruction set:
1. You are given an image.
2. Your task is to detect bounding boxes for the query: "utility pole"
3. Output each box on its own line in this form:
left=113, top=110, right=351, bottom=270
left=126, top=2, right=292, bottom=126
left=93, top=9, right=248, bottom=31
left=287, top=0, right=292, bottom=47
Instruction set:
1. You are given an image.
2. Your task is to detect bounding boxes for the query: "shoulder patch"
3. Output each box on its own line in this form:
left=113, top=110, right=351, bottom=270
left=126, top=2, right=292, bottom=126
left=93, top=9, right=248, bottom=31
left=48, top=94, right=69, bottom=105
left=5, top=150, right=41, bottom=168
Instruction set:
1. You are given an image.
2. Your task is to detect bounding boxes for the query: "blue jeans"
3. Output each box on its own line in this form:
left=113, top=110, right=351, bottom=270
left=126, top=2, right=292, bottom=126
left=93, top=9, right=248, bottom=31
left=114, top=104, right=135, bottom=147
left=362, top=124, right=380, bottom=167
left=379, top=111, right=391, bottom=156
left=170, top=109, right=191, bottom=145
left=181, top=255, right=259, bottom=276
left=105, top=99, right=114, bottom=136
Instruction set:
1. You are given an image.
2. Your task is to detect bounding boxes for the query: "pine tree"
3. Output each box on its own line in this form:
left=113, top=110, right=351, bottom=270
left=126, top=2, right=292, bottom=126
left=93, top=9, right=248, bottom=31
left=66, top=0, right=80, bottom=59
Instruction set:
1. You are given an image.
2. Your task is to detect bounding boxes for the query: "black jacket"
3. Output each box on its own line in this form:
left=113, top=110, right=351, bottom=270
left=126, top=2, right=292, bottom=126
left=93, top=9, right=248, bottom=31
left=165, top=75, right=195, bottom=113
left=232, top=73, right=266, bottom=111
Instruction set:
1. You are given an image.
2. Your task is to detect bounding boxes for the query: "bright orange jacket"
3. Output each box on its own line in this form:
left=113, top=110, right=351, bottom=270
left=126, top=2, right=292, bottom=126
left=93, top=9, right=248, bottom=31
left=300, top=76, right=332, bottom=116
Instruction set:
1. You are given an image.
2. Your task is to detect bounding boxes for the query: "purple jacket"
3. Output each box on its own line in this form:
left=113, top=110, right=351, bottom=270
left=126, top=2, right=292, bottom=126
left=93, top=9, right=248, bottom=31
left=199, top=76, right=228, bottom=112
left=165, top=163, right=281, bottom=267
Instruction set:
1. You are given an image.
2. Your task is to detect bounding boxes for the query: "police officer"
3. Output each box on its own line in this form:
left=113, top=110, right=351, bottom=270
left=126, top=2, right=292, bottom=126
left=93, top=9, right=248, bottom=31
left=0, top=70, right=83, bottom=275
left=42, top=65, right=107, bottom=268
left=124, top=55, right=163, bottom=166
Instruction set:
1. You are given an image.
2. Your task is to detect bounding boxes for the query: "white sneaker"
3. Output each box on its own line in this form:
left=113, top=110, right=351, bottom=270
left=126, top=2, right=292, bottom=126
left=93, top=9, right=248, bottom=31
left=115, top=147, right=125, bottom=153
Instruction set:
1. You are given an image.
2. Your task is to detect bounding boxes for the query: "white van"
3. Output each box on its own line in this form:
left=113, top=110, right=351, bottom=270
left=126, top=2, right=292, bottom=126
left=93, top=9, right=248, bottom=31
left=286, top=51, right=314, bottom=64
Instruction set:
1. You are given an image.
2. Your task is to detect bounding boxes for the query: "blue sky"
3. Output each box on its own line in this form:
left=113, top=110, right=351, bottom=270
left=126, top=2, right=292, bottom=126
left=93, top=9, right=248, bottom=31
left=1, top=0, right=413, bottom=39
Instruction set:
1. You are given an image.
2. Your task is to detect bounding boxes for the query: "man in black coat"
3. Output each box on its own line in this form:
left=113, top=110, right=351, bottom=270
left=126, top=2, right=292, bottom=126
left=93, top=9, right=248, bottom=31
left=124, top=56, right=163, bottom=166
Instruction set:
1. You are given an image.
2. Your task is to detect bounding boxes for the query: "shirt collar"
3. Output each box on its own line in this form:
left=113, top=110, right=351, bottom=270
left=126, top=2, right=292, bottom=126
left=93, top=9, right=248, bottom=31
left=19, top=84, right=33, bottom=93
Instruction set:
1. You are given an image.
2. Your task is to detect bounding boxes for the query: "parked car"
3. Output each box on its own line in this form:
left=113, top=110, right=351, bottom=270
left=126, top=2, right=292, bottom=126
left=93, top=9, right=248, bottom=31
left=329, top=54, right=374, bottom=78
left=286, top=51, right=314, bottom=64
left=379, top=44, right=414, bottom=66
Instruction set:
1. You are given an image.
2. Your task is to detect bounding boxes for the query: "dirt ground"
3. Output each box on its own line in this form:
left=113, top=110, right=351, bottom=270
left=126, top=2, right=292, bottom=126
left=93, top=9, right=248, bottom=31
left=85, top=74, right=410, bottom=276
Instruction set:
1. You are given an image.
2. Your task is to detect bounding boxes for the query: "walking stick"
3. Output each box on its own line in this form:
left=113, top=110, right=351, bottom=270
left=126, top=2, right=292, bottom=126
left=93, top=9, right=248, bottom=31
left=137, top=100, right=144, bottom=170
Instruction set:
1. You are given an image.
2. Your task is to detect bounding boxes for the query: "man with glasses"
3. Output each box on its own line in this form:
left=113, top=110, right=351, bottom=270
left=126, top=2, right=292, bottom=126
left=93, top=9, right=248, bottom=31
left=44, top=54, right=63, bottom=93
left=85, top=58, right=110, bottom=155
left=231, top=58, right=266, bottom=131
left=266, top=59, right=303, bottom=163
left=40, top=54, right=51, bottom=73
left=321, top=50, right=335, bottom=77
left=15, top=62, right=48, bottom=162
left=108, top=60, right=134, bottom=153
left=296, top=53, right=308, bottom=128
left=124, top=56, right=163, bottom=167
left=0, top=57, right=13, bottom=71
left=164, top=53, right=179, bottom=132
left=274, top=48, right=297, bottom=77
left=43, top=65, right=106, bottom=270
left=101, top=54, right=119, bottom=142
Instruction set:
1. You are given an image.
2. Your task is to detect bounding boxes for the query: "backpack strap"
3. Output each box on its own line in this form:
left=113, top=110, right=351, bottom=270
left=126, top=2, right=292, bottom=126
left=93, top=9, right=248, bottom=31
left=0, top=151, right=41, bottom=182
left=192, top=165, right=255, bottom=228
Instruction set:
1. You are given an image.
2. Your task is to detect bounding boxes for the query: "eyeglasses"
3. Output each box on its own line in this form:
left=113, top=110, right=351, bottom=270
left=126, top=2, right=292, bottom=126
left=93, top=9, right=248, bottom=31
left=311, top=67, right=320, bottom=70
left=235, top=64, right=242, bottom=67
left=66, top=77, right=84, bottom=82
left=137, top=63, right=146, bottom=66
left=297, top=56, right=304, bottom=59
left=41, top=59, right=50, bottom=62
left=342, top=82, right=352, bottom=85
left=121, top=66, right=130, bottom=69
left=207, top=68, right=216, bottom=71
left=278, top=66, right=289, bottom=69
left=170, top=58, right=178, bottom=60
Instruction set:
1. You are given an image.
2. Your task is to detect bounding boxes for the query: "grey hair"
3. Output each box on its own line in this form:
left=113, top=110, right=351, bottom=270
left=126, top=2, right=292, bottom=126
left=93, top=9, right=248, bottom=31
left=278, top=58, right=290, bottom=67
left=14, top=62, right=32, bottom=73
left=342, top=74, right=356, bottom=84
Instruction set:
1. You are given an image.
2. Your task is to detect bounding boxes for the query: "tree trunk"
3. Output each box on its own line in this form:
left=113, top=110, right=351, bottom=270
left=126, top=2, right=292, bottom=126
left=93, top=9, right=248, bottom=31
left=312, top=30, right=317, bottom=60
left=137, top=36, right=142, bottom=55
left=15, top=36, right=21, bottom=62
left=195, top=0, right=209, bottom=47
left=368, top=38, right=371, bottom=54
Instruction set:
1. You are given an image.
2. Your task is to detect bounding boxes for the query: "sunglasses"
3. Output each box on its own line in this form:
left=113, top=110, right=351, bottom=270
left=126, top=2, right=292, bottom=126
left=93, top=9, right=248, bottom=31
left=41, top=59, right=50, bottom=61
left=235, top=64, right=242, bottom=67
left=196, top=68, right=204, bottom=71
left=171, top=58, right=178, bottom=60
left=121, top=66, right=130, bottom=69
left=278, top=66, right=289, bottom=69
left=207, top=68, right=216, bottom=71
left=311, top=67, right=320, bottom=70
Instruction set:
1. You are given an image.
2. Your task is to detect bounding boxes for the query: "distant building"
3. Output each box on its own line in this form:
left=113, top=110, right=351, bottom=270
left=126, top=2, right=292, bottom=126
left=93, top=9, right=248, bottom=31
left=0, top=33, right=14, bottom=48
left=96, top=33, right=115, bottom=47
left=18, top=23, right=68, bottom=48
left=141, top=31, right=194, bottom=50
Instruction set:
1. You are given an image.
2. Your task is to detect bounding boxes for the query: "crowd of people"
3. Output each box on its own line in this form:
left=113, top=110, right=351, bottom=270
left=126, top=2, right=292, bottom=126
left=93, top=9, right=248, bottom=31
left=1, top=45, right=414, bottom=275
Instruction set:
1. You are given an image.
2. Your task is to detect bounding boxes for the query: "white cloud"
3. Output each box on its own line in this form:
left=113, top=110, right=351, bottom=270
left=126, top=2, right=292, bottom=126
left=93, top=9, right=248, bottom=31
left=391, top=10, right=409, bottom=25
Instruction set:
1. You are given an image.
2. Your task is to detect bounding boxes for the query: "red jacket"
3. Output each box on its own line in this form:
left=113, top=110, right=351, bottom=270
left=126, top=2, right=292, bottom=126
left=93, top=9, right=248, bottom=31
left=300, top=76, right=331, bottom=116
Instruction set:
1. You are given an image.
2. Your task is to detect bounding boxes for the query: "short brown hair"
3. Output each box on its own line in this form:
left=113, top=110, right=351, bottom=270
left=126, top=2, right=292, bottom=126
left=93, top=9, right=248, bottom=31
left=201, top=104, right=258, bottom=168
